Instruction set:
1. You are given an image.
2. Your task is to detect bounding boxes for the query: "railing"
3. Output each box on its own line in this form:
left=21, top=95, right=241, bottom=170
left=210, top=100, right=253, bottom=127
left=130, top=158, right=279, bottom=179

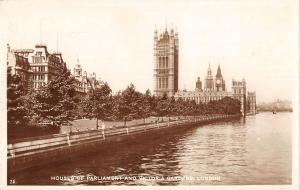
left=7, top=114, right=240, bottom=159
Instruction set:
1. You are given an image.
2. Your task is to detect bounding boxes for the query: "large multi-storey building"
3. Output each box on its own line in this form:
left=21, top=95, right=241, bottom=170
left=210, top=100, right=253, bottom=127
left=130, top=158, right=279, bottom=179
left=174, top=64, right=253, bottom=116
left=7, top=43, right=101, bottom=95
left=153, top=27, right=179, bottom=97
left=10, top=44, right=66, bottom=91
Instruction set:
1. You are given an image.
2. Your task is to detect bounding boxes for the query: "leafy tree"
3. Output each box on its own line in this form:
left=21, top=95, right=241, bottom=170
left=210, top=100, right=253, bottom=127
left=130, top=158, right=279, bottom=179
left=32, top=67, right=77, bottom=126
left=87, top=82, right=112, bottom=128
left=155, top=93, right=170, bottom=122
left=118, top=84, right=140, bottom=126
left=138, top=89, right=152, bottom=124
left=174, top=98, right=185, bottom=117
left=166, top=96, right=176, bottom=121
left=7, top=74, right=31, bottom=127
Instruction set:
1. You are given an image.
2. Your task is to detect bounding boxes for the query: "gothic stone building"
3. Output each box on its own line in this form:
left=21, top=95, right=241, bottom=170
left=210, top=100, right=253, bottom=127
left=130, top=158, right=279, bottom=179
left=174, top=64, right=253, bottom=116
left=247, top=91, right=257, bottom=115
left=153, top=27, right=179, bottom=97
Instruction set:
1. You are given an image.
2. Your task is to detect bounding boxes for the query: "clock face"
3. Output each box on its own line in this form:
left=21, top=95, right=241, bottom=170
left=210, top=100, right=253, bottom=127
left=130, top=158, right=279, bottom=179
left=216, top=80, right=221, bottom=84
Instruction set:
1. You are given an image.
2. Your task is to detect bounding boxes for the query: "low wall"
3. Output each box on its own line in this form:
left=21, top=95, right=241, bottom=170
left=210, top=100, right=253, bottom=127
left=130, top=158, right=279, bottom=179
left=7, top=114, right=241, bottom=175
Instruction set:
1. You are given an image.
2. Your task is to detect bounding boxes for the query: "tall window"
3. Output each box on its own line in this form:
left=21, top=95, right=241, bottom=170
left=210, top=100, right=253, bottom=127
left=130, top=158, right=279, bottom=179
left=165, top=77, right=168, bottom=88
left=159, top=78, right=161, bottom=88
left=166, top=57, right=168, bottom=68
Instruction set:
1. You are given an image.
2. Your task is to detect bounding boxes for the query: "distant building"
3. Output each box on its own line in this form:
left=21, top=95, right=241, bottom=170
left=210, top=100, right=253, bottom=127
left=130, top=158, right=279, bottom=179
left=204, top=64, right=214, bottom=92
left=11, top=44, right=66, bottom=91
left=174, top=64, right=251, bottom=116
left=7, top=44, right=33, bottom=93
left=153, top=26, right=179, bottom=97
left=7, top=43, right=102, bottom=96
left=195, top=77, right=202, bottom=91
left=73, top=58, right=103, bottom=96
left=215, top=64, right=226, bottom=92
left=176, top=65, right=230, bottom=104
left=232, top=79, right=247, bottom=116
left=247, top=92, right=257, bottom=114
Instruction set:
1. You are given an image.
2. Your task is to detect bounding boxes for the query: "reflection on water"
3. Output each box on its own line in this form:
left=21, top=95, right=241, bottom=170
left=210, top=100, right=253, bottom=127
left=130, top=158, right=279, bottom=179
left=11, top=112, right=292, bottom=185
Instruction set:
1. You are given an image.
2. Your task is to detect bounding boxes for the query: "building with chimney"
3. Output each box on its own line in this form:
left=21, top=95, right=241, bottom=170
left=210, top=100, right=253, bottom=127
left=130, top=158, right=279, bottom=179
left=10, top=44, right=66, bottom=91
left=7, top=43, right=102, bottom=96
left=153, top=26, right=179, bottom=97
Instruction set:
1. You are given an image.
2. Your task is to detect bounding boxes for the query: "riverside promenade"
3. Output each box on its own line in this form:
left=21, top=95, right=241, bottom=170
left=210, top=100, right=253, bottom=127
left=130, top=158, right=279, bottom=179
left=8, top=114, right=241, bottom=174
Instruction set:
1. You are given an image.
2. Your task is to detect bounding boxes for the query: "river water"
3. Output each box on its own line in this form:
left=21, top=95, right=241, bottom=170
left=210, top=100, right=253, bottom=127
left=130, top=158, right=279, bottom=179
left=11, top=112, right=292, bottom=185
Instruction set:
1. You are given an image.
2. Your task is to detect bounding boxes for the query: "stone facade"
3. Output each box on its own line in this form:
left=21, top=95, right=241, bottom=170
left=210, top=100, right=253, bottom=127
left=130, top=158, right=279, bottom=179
left=7, top=44, right=33, bottom=94
left=153, top=27, right=179, bottom=97
left=232, top=79, right=247, bottom=116
left=73, top=58, right=103, bottom=96
left=7, top=43, right=102, bottom=96
left=247, top=91, right=257, bottom=115
left=11, top=44, right=66, bottom=91
left=174, top=65, right=254, bottom=116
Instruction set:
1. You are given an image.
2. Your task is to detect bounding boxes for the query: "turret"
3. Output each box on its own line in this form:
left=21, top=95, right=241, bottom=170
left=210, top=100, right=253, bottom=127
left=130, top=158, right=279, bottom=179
left=170, top=27, right=174, bottom=37
left=207, top=64, right=212, bottom=76
left=205, top=63, right=214, bottom=92
left=232, top=78, right=247, bottom=116
left=92, top=72, right=96, bottom=79
left=215, top=64, right=225, bottom=91
left=196, top=77, right=202, bottom=91
left=154, top=28, right=158, bottom=41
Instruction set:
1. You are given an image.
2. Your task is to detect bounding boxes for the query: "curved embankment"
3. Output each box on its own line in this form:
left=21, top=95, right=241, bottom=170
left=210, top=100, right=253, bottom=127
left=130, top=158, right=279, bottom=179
left=7, top=114, right=241, bottom=174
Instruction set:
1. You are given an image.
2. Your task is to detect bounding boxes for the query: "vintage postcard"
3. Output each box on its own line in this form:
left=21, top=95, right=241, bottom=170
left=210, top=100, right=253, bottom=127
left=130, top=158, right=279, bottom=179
left=0, top=0, right=299, bottom=189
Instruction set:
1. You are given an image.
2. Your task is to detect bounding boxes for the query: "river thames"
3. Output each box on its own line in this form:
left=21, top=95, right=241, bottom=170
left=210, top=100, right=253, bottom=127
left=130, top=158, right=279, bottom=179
left=11, top=112, right=292, bottom=185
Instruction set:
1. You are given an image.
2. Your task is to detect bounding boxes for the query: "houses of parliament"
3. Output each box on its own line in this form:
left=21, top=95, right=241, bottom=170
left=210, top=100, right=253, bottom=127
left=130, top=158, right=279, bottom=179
left=153, top=26, right=256, bottom=116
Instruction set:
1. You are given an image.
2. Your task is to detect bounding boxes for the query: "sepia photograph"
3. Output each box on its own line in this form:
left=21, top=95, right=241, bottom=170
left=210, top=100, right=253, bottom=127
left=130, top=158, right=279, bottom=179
left=0, top=0, right=299, bottom=189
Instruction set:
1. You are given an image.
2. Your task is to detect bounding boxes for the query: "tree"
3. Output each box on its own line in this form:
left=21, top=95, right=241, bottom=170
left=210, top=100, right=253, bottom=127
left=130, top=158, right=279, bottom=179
left=118, top=84, right=140, bottom=126
left=88, top=82, right=112, bottom=129
left=138, top=89, right=152, bottom=124
left=7, top=74, right=31, bottom=127
left=155, top=93, right=170, bottom=121
left=166, top=96, right=176, bottom=121
left=174, top=98, right=185, bottom=117
left=32, top=67, right=77, bottom=126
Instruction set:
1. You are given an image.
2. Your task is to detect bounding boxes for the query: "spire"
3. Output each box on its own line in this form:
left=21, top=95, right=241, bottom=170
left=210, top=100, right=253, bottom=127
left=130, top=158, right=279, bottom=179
left=207, top=63, right=212, bottom=76
left=165, top=17, right=168, bottom=31
left=76, top=54, right=80, bottom=67
left=154, top=25, right=158, bottom=39
left=216, top=64, right=222, bottom=77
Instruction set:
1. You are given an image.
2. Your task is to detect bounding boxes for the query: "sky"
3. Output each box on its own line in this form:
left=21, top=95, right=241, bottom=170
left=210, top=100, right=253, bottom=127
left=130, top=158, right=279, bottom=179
left=0, top=0, right=298, bottom=103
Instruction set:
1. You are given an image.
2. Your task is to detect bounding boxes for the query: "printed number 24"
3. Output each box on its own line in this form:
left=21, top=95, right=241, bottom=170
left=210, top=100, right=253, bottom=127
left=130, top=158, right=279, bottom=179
left=9, top=179, right=15, bottom=184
